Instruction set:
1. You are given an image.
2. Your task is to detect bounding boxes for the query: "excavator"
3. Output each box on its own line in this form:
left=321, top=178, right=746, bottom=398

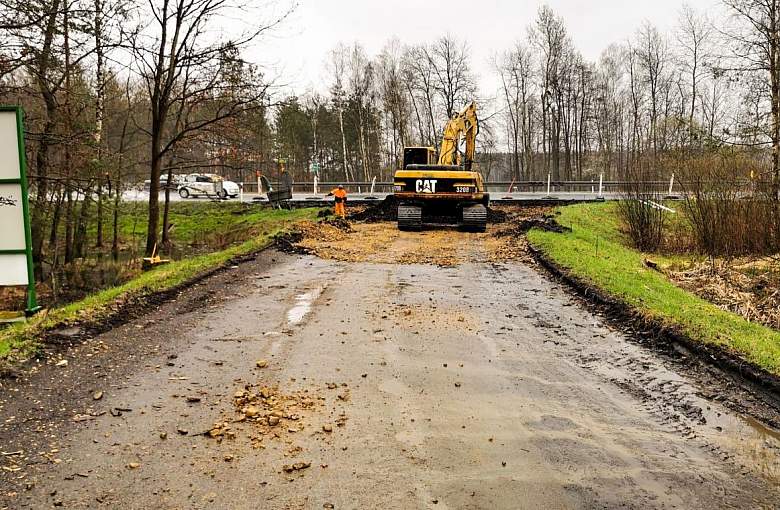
left=392, top=101, right=488, bottom=231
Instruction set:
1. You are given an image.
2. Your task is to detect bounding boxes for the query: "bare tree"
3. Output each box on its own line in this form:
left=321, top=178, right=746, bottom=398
left=676, top=3, right=714, bottom=141
left=346, top=43, right=374, bottom=181
left=404, top=44, right=439, bottom=147
left=496, top=43, right=536, bottom=179
left=530, top=5, right=569, bottom=180
left=377, top=39, right=410, bottom=170
left=723, top=0, right=780, bottom=203
left=425, top=35, right=476, bottom=120
left=128, top=0, right=289, bottom=256
left=636, top=22, right=670, bottom=165
left=327, top=44, right=352, bottom=182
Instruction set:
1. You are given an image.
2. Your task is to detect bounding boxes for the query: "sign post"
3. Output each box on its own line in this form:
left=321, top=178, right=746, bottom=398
left=0, top=106, right=39, bottom=315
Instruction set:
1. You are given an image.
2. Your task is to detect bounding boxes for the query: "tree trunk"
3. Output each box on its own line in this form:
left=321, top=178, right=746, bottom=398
left=146, top=149, right=162, bottom=256
left=94, top=0, right=105, bottom=248
left=338, top=107, right=350, bottom=182
left=74, top=190, right=91, bottom=259
left=64, top=184, right=74, bottom=263
left=29, top=0, right=62, bottom=276
left=161, top=159, right=175, bottom=247
left=63, top=0, right=75, bottom=263
left=96, top=183, right=104, bottom=249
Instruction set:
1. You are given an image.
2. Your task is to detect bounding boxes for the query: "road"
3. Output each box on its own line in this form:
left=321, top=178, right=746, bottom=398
left=1, top=226, right=779, bottom=509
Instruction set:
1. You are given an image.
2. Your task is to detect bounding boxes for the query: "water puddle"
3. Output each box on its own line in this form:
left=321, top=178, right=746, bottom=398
left=576, top=336, right=780, bottom=484
left=741, top=416, right=780, bottom=442
left=286, top=286, right=324, bottom=325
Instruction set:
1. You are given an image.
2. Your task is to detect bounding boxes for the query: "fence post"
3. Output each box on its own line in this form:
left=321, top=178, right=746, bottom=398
left=239, top=183, right=243, bottom=203
left=598, top=173, right=604, bottom=198
left=370, top=176, right=376, bottom=195
left=668, top=173, right=675, bottom=196
left=547, top=173, right=551, bottom=196
left=314, top=175, right=318, bottom=195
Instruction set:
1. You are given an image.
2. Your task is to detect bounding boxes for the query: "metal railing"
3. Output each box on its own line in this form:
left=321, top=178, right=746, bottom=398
left=238, top=174, right=765, bottom=197
left=237, top=174, right=684, bottom=197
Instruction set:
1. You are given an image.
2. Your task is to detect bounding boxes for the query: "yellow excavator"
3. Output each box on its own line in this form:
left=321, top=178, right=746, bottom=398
left=393, top=101, right=488, bottom=231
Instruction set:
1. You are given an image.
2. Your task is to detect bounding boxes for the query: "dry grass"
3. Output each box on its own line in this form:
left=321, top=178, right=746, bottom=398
left=670, top=258, right=780, bottom=331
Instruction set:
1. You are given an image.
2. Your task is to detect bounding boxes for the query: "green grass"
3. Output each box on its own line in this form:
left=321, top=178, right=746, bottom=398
left=90, top=201, right=298, bottom=254
left=0, top=207, right=320, bottom=361
left=528, top=202, right=780, bottom=376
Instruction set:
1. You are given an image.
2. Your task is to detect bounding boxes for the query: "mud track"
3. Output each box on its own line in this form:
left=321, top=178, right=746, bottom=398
left=528, top=244, right=780, bottom=429
left=0, top=213, right=779, bottom=509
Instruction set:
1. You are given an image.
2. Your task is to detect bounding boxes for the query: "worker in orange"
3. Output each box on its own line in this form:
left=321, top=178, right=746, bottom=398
left=327, top=185, right=347, bottom=218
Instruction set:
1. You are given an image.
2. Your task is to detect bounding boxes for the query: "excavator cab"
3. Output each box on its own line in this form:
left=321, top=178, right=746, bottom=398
left=403, top=147, right=437, bottom=169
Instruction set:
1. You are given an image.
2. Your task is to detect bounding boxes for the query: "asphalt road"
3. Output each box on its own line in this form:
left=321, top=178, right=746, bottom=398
left=1, top=229, right=779, bottom=509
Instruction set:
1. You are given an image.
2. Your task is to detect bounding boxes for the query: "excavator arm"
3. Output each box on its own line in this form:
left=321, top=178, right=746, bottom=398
left=437, top=101, right=479, bottom=170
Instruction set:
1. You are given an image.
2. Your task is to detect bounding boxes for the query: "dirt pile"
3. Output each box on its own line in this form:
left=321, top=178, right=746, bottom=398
left=495, top=215, right=571, bottom=237
left=207, top=384, right=322, bottom=443
left=275, top=220, right=352, bottom=254
left=347, top=197, right=397, bottom=222
left=487, top=206, right=510, bottom=223
left=322, top=217, right=354, bottom=232
left=277, top=205, right=559, bottom=266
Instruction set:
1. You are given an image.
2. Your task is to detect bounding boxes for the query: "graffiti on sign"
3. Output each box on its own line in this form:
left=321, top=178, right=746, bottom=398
left=0, top=195, right=19, bottom=207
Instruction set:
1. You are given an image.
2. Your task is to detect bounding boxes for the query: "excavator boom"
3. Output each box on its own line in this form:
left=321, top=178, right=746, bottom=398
left=437, top=102, right=479, bottom=170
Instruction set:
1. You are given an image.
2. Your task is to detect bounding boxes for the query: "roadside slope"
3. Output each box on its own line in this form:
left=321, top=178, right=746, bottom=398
left=527, top=203, right=780, bottom=378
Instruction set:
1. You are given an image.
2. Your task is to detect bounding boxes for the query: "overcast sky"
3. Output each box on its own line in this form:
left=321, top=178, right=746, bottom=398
left=254, top=0, right=722, bottom=98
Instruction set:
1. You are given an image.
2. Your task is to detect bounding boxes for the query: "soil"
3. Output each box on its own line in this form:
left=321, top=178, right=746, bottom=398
left=277, top=209, right=539, bottom=267
left=347, top=196, right=398, bottom=222
left=0, top=211, right=779, bottom=508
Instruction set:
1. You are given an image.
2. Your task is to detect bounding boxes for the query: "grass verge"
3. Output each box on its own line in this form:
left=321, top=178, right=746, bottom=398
left=528, top=202, right=780, bottom=377
left=0, top=207, right=320, bottom=362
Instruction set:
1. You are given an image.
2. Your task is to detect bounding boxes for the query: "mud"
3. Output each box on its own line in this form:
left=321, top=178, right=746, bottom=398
left=347, top=196, right=398, bottom=222
left=495, top=215, right=572, bottom=236
left=1, top=220, right=779, bottom=509
left=278, top=205, right=544, bottom=267
left=529, top=244, right=780, bottom=428
left=346, top=196, right=519, bottom=225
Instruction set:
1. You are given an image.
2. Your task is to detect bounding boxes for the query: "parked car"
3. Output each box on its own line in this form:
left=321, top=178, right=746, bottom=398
left=177, top=174, right=240, bottom=199
left=143, top=174, right=184, bottom=192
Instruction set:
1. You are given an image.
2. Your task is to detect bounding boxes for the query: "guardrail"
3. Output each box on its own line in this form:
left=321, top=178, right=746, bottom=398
left=237, top=175, right=687, bottom=196
left=238, top=176, right=766, bottom=197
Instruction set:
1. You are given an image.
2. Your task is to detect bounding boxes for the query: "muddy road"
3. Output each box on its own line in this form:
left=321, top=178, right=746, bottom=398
left=1, top=222, right=780, bottom=509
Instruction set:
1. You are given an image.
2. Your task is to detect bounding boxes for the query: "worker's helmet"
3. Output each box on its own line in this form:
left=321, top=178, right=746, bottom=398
left=338, top=185, right=344, bottom=189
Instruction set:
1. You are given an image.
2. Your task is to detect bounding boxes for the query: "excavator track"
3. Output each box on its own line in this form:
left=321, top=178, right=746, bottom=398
left=397, top=204, right=422, bottom=231
left=461, top=204, right=487, bottom=232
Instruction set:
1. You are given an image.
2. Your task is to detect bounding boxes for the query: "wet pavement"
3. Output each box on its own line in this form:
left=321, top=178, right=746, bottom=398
left=1, top=227, right=779, bottom=509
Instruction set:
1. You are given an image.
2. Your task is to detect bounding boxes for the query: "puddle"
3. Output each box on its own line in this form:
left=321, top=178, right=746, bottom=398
left=575, top=333, right=780, bottom=484
left=286, top=286, right=325, bottom=325
left=742, top=416, right=780, bottom=442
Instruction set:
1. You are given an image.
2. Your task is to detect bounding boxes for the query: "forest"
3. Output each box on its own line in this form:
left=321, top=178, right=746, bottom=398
left=1, top=0, right=780, bottom=274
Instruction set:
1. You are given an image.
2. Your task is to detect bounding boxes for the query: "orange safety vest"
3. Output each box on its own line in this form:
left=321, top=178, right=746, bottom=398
left=331, top=188, right=347, bottom=203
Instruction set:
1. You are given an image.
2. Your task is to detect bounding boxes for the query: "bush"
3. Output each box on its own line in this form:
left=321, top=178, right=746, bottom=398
left=679, top=152, right=780, bottom=259
left=617, top=163, right=667, bottom=251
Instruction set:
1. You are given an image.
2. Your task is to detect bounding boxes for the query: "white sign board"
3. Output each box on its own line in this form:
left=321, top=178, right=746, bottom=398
left=0, top=109, right=29, bottom=286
